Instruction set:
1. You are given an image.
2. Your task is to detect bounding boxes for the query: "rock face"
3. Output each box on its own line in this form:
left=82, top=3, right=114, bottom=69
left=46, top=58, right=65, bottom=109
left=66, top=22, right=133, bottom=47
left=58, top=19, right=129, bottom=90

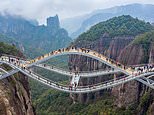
left=111, top=81, right=140, bottom=108
left=112, top=41, right=154, bottom=114
left=117, top=44, right=144, bottom=65
left=107, top=36, right=134, bottom=60
left=0, top=72, right=35, bottom=115
left=69, top=15, right=154, bottom=114
left=69, top=35, right=135, bottom=103
left=47, top=15, right=60, bottom=30
left=0, top=14, right=71, bottom=57
left=70, top=33, right=154, bottom=114
left=149, top=102, right=154, bottom=115
left=0, top=43, right=35, bottom=115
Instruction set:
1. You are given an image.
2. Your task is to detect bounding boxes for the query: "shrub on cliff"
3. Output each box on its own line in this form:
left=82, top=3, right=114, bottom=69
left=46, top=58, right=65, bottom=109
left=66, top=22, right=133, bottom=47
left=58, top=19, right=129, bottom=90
left=0, top=42, right=21, bottom=56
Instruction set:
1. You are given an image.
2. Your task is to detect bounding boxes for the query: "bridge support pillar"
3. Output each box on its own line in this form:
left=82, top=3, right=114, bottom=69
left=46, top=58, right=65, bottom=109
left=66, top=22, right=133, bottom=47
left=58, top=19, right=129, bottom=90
left=114, top=74, right=117, bottom=81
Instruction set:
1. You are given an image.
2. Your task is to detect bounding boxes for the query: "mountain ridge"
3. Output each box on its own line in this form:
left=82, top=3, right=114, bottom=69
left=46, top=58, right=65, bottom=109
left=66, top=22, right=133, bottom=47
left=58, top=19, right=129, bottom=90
left=61, top=3, right=154, bottom=38
left=0, top=14, right=72, bottom=58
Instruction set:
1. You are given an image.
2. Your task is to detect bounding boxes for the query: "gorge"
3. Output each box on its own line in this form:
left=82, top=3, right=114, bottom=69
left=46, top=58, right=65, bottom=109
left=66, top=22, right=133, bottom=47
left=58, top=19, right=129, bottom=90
left=0, top=14, right=154, bottom=115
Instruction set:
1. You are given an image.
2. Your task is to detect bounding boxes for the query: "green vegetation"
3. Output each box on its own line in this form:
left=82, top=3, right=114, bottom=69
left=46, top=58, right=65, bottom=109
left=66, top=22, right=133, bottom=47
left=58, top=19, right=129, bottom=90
left=0, top=63, right=13, bottom=71
left=32, top=88, right=137, bottom=115
left=30, top=56, right=70, bottom=101
left=30, top=16, right=154, bottom=115
left=133, top=31, right=154, bottom=45
left=0, top=42, right=21, bottom=56
left=1, top=15, right=154, bottom=115
left=139, top=92, right=150, bottom=108
left=75, top=15, right=153, bottom=42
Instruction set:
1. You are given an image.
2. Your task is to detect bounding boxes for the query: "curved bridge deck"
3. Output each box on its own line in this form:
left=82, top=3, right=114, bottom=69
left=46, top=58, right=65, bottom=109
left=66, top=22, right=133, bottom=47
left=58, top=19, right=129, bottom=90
left=0, top=59, right=154, bottom=93
left=0, top=47, right=154, bottom=93
left=35, top=64, right=120, bottom=77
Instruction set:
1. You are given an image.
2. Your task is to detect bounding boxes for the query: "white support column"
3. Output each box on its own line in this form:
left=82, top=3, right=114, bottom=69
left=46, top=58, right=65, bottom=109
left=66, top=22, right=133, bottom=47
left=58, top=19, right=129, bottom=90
left=71, top=75, right=80, bottom=88
left=114, top=73, right=117, bottom=81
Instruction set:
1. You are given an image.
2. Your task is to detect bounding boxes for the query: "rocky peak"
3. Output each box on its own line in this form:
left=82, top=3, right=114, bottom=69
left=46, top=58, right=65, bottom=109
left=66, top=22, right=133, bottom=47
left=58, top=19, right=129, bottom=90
left=0, top=14, right=71, bottom=57
left=47, top=15, right=60, bottom=29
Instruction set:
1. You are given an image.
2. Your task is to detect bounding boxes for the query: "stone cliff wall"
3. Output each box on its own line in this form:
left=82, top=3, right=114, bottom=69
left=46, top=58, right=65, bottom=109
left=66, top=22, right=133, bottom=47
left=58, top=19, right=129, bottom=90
left=69, top=35, right=134, bottom=103
left=70, top=35, right=154, bottom=114
left=113, top=42, right=154, bottom=114
left=0, top=72, right=35, bottom=115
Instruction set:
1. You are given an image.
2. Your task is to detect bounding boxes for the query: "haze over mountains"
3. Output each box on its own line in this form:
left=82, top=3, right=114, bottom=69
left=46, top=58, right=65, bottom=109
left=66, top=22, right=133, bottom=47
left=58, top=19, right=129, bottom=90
left=0, top=14, right=71, bottom=58
left=0, top=1, right=154, bottom=115
left=61, top=3, right=154, bottom=39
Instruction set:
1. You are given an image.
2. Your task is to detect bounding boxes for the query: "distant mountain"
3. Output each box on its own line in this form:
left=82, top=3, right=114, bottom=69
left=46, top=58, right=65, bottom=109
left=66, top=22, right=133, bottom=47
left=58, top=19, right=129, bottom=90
left=0, top=14, right=72, bottom=57
left=71, top=13, right=117, bottom=39
left=0, top=34, right=18, bottom=45
left=61, top=3, right=154, bottom=39
left=61, top=14, right=90, bottom=35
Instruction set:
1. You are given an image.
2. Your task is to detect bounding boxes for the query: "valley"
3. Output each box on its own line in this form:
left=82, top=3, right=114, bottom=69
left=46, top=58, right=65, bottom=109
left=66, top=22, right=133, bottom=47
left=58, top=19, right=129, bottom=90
left=0, top=2, right=154, bottom=115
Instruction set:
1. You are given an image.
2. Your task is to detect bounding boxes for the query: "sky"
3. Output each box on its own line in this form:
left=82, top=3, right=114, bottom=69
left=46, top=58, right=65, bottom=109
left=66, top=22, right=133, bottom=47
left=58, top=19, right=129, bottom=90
left=0, top=0, right=154, bottom=24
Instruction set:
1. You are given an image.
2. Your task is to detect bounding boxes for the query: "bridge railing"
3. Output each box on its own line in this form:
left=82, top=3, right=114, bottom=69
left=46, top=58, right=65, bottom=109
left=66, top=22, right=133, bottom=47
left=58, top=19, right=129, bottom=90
left=77, top=75, right=129, bottom=89
left=30, top=70, right=69, bottom=87
left=38, top=63, right=116, bottom=74
left=1, top=59, right=154, bottom=92
left=1, top=54, right=27, bottom=61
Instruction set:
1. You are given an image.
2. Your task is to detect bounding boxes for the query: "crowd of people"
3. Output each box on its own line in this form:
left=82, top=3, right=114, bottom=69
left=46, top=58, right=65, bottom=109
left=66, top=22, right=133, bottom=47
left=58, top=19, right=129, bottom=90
left=133, top=64, right=154, bottom=76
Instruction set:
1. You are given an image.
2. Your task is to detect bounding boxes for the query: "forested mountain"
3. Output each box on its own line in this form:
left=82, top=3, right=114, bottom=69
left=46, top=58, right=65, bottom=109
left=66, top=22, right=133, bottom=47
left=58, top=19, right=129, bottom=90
left=75, top=15, right=153, bottom=43
left=33, top=15, right=154, bottom=114
left=0, top=14, right=72, bottom=58
left=61, top=4, right=154, bottom=39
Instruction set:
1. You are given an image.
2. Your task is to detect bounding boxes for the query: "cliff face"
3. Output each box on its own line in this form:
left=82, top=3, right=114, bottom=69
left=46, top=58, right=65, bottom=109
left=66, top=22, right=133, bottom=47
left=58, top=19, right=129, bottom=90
left=112, top=41, right=154, bottom=114
left=69, top=35, right=134, bottom=103
left=70, top=33, right=154, bottom=114
left=117, top=44, right=144, bottom=65
left=0, top=42, right=35, bottom=115
left=47, top=15, right=60, bottom=30
left=0, top=73, right=35, bottom=115
left=69, top=16, right=154, bottom=114
left=0, top=15, right=72, bottom=57
left=107, top=36, right=134, bottom=60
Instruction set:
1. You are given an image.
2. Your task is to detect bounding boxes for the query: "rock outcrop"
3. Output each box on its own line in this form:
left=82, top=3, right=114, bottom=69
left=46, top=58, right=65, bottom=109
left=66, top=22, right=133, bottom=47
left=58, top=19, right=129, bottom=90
left=0, top=73, right=35, bottom=115
left=47, top=15, right=60, bottom=30
left=70, top=33, right=154, bottom=114
left=0, top=14, right=71, bottom=57
left=69, top=35, right=135, bottom=103
left=0, top=42, right=35, bottom=115
left=112, top=39, right=154, bottom=114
